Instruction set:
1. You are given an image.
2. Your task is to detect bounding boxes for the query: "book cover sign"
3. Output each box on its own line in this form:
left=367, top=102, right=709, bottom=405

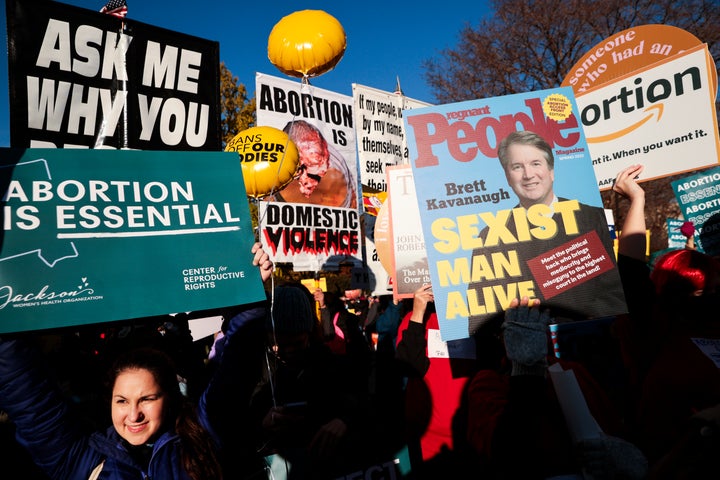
left=386, top=165, right=430, bottom=299
left=404, top=87, right=627, bottom=341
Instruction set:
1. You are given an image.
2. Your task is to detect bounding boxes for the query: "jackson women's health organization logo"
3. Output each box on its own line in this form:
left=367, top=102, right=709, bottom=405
left=0, top=277, right=103, bottom=310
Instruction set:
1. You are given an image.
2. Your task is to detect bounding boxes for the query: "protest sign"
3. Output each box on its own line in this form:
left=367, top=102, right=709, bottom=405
left=352, top=84, right=429, bottom=293
left=255, top=72, right=362, bottom=271
left=6, top=0, right=221, bottom=150
left=386, top=165, right=429, bottom=298
left=352, top=83, right=430, bottom=192
left=562, top=24, right=710, bottom=96
left=404, top=87, right=627, bottom=340
left=666, top=218, right=695, bottom=250
left=671, top=165, right=720, bottom=256
left=0, top=148, right=264, bottom=333
left=573, top=44, right=720, bottom=190
left=363, top=211, right=393, bottom=295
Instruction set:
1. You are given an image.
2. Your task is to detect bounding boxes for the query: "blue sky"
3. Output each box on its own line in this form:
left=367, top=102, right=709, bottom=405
left=0, top=0, right=492, bottom=147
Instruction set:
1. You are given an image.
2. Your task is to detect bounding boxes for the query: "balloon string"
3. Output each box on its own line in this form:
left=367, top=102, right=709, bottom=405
left=260, top=84, right=307, bottom=412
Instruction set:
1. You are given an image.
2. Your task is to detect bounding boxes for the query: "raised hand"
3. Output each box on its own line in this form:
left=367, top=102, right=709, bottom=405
left=502, top=296, right=551, bottom=376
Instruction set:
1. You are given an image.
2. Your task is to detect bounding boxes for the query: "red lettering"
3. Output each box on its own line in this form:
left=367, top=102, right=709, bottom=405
left=409, top=98, right=580, bottom=168
left=406, top=112, right=451, bottom=168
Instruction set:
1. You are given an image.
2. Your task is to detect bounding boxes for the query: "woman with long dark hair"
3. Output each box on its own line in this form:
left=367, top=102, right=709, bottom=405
left=0, top=243, right=273, bottom=479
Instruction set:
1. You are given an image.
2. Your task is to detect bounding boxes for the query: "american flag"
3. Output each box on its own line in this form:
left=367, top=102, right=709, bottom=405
left=100, top=0, right=128, bottom=18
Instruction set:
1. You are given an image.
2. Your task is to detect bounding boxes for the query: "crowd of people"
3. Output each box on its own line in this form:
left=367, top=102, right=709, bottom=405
left=2, top=163, right=720, bottom=479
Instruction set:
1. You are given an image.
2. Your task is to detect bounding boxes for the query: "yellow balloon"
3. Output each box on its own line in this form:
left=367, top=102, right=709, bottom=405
left=225, top=126, right=299, bottom=199
left=268, top=10, right=346, bottom=78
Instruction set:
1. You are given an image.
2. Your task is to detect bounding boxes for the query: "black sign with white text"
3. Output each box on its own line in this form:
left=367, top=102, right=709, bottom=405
left=6, top=0, right=221, bottom=150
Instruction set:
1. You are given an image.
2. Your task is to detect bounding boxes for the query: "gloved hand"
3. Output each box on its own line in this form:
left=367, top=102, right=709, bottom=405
left=576, top=435, right=648, bottom=480
left=501, top=297, right=550, bottom=376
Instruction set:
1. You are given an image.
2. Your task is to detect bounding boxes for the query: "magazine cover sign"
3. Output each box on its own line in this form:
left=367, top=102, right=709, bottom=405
left=6, top=0, right=221, bottom=150
left=0, top=148, right=264, bottom=334
left=404, top=87, right=627, bottom=341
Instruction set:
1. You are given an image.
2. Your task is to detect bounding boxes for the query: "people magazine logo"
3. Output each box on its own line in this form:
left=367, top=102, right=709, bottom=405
left=0, top=277, right=104, bottom=310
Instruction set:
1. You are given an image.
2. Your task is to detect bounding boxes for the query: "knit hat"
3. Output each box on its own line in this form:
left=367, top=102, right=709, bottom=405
left=268, top=284, right=316, bottom=335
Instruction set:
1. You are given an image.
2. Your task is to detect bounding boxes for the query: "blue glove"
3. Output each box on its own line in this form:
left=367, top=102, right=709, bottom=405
left=502, top=300, right=550, bottom=376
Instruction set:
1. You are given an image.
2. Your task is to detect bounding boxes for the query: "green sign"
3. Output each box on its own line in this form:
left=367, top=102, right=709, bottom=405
left=672, top=166, right=720, bottom=257
left=0, top=148, right=264, bottom=333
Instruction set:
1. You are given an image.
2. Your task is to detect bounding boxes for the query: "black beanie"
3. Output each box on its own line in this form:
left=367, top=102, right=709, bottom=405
left=268, top=284, right=315, bottom=335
